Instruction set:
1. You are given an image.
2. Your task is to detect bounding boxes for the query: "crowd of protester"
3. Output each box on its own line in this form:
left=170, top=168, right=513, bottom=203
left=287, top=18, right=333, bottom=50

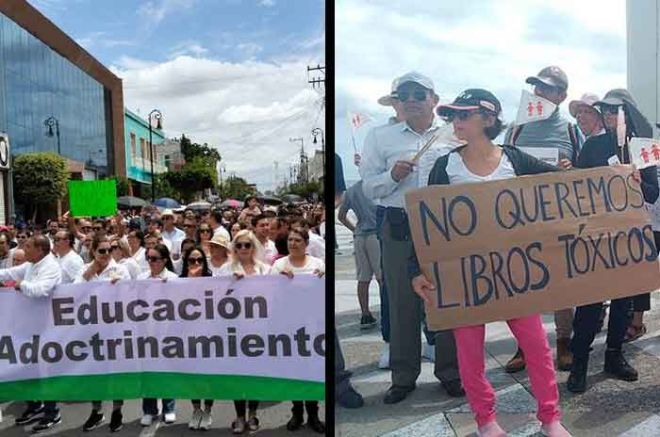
left=0, top=195, right=326, bottom=434
left=336, top=66, right=660, bottom=437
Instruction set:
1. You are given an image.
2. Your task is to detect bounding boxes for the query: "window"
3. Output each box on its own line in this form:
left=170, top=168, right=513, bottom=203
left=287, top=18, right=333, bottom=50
left=130, top=133, right=136, bottom=159
left=140, top=138, right=146, bottom=162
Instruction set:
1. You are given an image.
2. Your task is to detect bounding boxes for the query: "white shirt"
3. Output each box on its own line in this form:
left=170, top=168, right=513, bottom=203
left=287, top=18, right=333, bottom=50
left=217, top=260, right=271, bottom=277
left=306, top=232, right=326, bottom=260
left=57, top=250, right=85, bottom=284
left=131, top=247, right=149, bottom=272
left=0, top=249, right=14, bottom=270
left=137, top=268, right=179, bottom=280
left=213, top=225, right=231, bottom=241
left=0, top=253, right=62, bottom=298
left=209, top=260, right=229, bottom=277
left=360, top=120, right=441, bottom=207
left=162, top=227, right=185, bottom=258
left=119, top=257, right=141, bottom=280
left=446, top=152, right=516, bottom=185
left=271, top=255, right=325, bottom=275
left=259, top=239, right=277, bottom=265
left=74, top=259, right=131, bottom=283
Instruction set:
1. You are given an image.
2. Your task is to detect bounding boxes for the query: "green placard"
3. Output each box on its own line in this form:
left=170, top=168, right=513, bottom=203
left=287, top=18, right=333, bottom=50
left=68, top=180, right=117, bottom=217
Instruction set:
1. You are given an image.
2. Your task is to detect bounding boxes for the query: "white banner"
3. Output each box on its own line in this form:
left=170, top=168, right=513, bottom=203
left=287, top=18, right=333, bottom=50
left=518, top=146, right=559, bottom=166
left=0, top=276, right=325, bottom=384
left=629, top=137, right=660, bottom=169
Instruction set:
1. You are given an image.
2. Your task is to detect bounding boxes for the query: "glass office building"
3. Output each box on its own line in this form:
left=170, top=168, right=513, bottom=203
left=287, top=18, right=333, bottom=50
left=0, top=2, right=124, bottom=177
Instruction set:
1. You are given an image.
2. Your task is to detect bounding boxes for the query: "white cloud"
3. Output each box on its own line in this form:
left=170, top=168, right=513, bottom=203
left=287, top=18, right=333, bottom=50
left=259, top=0, right=276, bottom=7
left=137, top=0, right=197, bottom=27
left=112, top=55, right=325, bottom=191
left=168, top=41, right=209, bottom=58
left=336, top=0, right=627, bottom=181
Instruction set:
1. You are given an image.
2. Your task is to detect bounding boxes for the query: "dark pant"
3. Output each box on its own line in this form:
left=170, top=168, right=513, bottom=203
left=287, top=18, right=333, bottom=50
left=191, top=400, right=213, bottom=409
left=92, top=400, right=123, bottom=411
left=142, top=399, right=175, bottom=415
left=234, top=400, right=258, bottom=417
left=291, top=401, right=318, bottom=418
left=335, top=328, right=352, bottom=397
left=375, top=206, right=390, bottom=343
left=43, top=402, right=58, bottom=419
left=571, top=297, right=631, bottom=360
left=632, top=231, right=660, bottom=313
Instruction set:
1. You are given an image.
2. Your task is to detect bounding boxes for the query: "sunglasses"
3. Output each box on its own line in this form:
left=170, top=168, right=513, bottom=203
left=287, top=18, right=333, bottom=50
left=200, top=229, right=211, bottom=233
left=146, top=256, right=163, bottom=262
left=110, top=245, right=120, bottom=250
left=187, top=257, right=204, bottom=265
left=600, top=105, right=621, bottom=115
left=234, top=242, right=252, bottom=250
left=82, top=226, right=92, bottom=231
left=184, top=224, right=196, bottom=228
left=96, top=248, right=111, bottom=255
left=445, top=109, right=482, bottom=122
left=396, top=89, right=427, bottom=102
left=53, top=237, right=67, bottom=242
left=17, top=235, right=27, bottom=239
left=93, top=227, right=103, bottom=231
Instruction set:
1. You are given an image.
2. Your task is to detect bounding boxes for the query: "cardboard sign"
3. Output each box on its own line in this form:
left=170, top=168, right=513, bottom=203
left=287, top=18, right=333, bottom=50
left=405, top=166, right=660, bottom=330
left=68, top=180, right=117, bottom=217
left=518, top=147, right=559, bottom=166
left=629, top=138, right=660, bottom=169
left=515, top=90, right=557, bottom=125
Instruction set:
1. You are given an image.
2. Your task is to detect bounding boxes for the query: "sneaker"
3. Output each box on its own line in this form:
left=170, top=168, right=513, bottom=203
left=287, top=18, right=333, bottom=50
left=232, top=417, right=247, bottom=434
left=307, top=415, right=326, bottom=434
left=199, top=409, right=213, bottom=431
left=541, top=420, right=572, bottom=437
left=163, top=412, right=176, bottom=424
left=286, top=414, right=304, bottom=431
left=140, top=414, right=155, bottom=427
left=15, top=404, right=44, bottom=425
left=247, top=415, right=260, bottom=432
left=505, top=348, right=526, bottom=373
left=360, top=314, right=377, bottom=330
left=31, top=415, right=62, bottom=433
left=83, top=410, right=105, bottom=432
left=378, top=344, right=390, bottom=369
left=109, top=410, right=123, bottom=433
left=188, top=408, right=202, bottom=430
left=477, top=421, right=506, bottom=437
left=422, top=343, right=435, bottom=362
left=337, top=386, right=364, bottom=409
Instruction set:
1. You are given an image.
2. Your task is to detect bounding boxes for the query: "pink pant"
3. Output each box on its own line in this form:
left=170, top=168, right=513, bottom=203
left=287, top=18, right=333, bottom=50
left=453, top=314, right=561, bottom=427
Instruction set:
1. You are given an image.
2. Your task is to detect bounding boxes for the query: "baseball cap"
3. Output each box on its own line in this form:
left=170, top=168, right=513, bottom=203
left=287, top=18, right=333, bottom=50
left=377, top=77, right=400, bottom=106
left=526, top=66, right=568, bottom=91
left=161, top=209, right=174, bottom=218
left=396, top=71, right=435, bottom=92
left=437, top=89, right=502, bottom=117
left=569, top=93, right=600, bottom=118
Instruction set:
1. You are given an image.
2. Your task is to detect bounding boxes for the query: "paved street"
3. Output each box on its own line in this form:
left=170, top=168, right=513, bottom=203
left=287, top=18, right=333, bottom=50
left=0, top=400, right=325, bottom=436
left=335, top=218, right=660, bottom=437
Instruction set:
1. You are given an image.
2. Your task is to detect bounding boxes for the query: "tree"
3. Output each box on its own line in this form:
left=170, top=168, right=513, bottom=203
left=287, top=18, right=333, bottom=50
left=110, top=176, right=129, bottom=197
left=218, top=176, right=257, bottom=200
left=180, top=134, right=221, bottom=167
left=163, top=156, right=217, bottom=203
left=154, top=174, right=180, bottom=200
left=281, top=180, right=323, bottom=201
left=13, top=152, right=68, bottom=221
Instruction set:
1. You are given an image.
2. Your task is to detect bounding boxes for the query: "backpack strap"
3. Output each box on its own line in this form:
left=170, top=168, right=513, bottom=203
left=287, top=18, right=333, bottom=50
left=510, top=124, right=524, bottom=146
left=567, top=123, right=580, bottom=164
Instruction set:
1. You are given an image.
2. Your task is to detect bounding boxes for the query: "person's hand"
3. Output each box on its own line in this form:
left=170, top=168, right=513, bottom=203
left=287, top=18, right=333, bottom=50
left=13, top=280, right=21, bottom=291
left=313, top=269, right=324, bottom=278
left=162, top=278, right=168, bottom=283
left=354, top=153, right=362, bottom=167
left=110, top=277, right=120, bottom=284
left=632, top=167, right=642, bottom=183
left=233, top=272, right=245, bottom=281
left=189, top=265, right=202, bottom=276
left=558, top=158, right=573, bottom=170
left=411, top=274, right=435, bottom=305
left=280, top=269, right=294, bottom=279
left=391, top=160, right=415, bottom=182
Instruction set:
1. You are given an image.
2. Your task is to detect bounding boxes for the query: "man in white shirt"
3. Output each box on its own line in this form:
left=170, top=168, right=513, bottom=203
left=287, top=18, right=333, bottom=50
left=160, top=209, right=185, bottom=260
left=0, top=236, right=63, bottom=431
left=0, top=232, right=14, bottom=270
left=52, top=230, right=84, bottom=284
left=291, top=219, right=325, bottom=261
left=252, top=214, right=277, bottom=264
left=209, top=210, right=231, bottom=241
left=359, top=71, right=462, bottom=404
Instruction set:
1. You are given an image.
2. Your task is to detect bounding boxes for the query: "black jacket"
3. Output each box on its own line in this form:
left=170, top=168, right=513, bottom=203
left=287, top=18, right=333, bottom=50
left=408, top=145, right=557, bottom=278
left=576, top=131, right=659, bottom=204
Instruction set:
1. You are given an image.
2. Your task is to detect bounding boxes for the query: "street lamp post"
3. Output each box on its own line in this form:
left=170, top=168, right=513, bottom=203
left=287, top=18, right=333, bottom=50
left=312, top=127, right=325, bottom=171
left=44, top=116, right=61, bottom=155
left=148, top=109, right=163, bottom=203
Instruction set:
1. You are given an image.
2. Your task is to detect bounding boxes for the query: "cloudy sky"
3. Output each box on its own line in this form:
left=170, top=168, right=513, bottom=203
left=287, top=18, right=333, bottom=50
left=31, top=0, right=325, bottom=192
left=336, top=0, right=627, bottom=182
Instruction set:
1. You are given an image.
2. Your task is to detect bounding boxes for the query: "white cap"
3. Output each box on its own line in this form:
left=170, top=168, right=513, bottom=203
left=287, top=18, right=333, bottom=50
left=569, top=93, right=600, bottom=118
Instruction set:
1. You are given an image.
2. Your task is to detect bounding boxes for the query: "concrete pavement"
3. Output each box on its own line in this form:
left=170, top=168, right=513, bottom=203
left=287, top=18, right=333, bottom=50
left=335, top=219, right=660, bottom=437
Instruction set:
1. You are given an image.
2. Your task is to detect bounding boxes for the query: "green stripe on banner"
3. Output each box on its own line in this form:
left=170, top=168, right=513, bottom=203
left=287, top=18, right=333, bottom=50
left=0, top=373, right=324, bottom=401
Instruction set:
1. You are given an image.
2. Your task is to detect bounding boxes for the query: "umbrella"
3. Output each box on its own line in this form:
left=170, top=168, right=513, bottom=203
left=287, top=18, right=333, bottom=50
left=117, top=196, right=148, bottom=208
left=280, top=194, right=305, bottom=204
left=218, top=199, right=242, bottom=209
left=186, top=201, right=212, bottom=211
left=257, top=195, right=282, bottom=206
left=154, top=197, right=181, bottom=209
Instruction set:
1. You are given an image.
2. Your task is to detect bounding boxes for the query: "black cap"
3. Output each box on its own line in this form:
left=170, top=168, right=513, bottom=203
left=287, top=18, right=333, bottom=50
left=437, top=89, right=502, bottom=117
left=525, top=66, right=568, bottom=91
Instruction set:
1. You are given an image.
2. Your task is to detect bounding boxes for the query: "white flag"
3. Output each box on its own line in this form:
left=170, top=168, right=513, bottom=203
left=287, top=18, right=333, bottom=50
left=515, top=90, right=557, bottom=125
left=629, top=137, right=660, bottom=169
left=348, top=111, right=372, bottom=131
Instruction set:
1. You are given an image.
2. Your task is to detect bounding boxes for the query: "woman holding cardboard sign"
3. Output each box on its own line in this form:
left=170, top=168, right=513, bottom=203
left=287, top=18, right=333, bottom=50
left=409, top=89, right=570, bottom=437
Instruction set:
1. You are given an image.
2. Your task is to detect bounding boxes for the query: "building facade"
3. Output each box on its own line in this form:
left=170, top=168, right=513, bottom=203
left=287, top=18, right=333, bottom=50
left=124, top=108, right=166, bottom=194
left=0, top=0, right=125, bottom=222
